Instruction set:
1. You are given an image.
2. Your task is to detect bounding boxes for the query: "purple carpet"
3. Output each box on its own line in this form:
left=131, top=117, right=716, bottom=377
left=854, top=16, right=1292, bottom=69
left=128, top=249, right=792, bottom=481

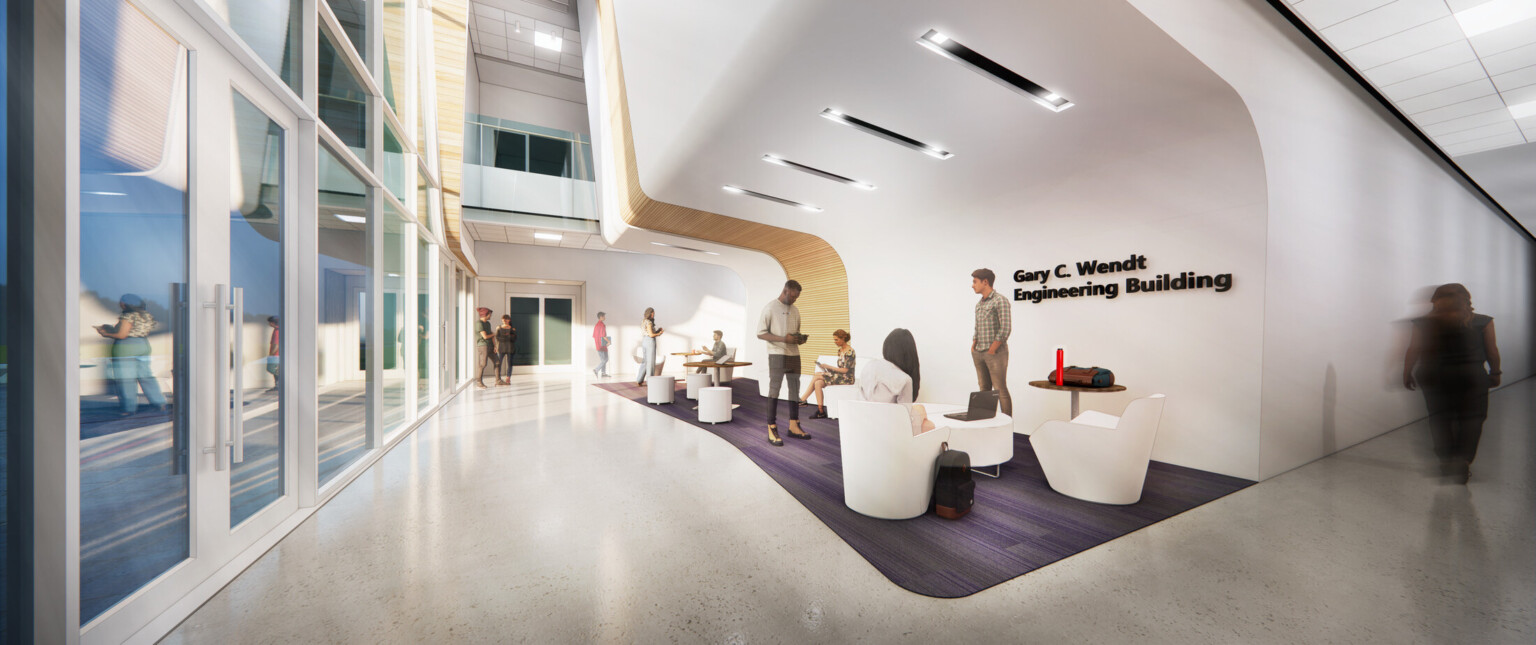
left=599, top=378, right=1252, bottom=598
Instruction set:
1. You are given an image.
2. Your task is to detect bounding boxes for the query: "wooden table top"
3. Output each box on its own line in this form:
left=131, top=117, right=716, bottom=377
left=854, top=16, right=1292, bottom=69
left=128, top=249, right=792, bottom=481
left=1027, top=380, right=1126, bottom=393
left=683, top=361, right=753, bottom=368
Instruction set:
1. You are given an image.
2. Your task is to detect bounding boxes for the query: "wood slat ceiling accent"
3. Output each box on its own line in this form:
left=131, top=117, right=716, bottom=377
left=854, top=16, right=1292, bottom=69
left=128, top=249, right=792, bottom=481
left=592, top=0, right=849, bottom=373
left=432, top=0, right=475, bottom=273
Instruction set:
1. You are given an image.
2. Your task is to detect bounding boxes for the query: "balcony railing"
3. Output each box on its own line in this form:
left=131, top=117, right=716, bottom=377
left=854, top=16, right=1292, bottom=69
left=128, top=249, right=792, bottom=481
left=461, top=115, right=597, bottom=222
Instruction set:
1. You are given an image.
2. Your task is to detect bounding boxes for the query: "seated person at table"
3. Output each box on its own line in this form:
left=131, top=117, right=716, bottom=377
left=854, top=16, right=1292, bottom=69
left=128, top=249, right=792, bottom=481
left=695, top=330, right=728, bottom=374
left=857, top=328, right=935, bottom=436
left=799, top=328, right=855, bottom=419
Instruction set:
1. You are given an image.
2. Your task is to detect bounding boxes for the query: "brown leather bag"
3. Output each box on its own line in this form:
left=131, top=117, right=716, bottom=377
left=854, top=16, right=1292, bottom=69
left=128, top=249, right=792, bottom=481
left=1047, top=366, right=1115, bottom=387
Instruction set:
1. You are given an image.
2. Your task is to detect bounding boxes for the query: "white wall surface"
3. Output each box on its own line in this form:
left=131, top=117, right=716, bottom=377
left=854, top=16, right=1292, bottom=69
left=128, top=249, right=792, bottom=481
left=475, top=56, right=590, bottom=134
left=1128, top=0, right=1536, bottom=479
left=472, top=241, right=750, bottom=374
left=466, top=48, right=481, bottom=115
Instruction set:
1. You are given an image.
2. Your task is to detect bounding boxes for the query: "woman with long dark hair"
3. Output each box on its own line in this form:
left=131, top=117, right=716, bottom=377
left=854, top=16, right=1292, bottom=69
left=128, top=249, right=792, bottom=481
left=856, top=328, right=935, bottom=435
left=1403, top=283, right=1501, bottom=483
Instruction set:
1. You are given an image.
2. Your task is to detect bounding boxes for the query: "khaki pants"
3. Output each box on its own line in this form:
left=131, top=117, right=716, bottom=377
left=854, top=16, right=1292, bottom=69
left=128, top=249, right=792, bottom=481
left=971, top=344, right=1011, bottom=416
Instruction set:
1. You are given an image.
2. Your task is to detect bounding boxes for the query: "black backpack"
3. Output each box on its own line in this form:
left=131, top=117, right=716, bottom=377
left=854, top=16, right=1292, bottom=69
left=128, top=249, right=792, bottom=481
left=932, top=442, right=974, bottom=520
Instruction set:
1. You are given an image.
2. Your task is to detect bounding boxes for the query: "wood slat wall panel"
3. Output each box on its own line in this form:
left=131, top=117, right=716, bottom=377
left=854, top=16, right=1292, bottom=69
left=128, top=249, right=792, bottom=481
left=594, top=0, right=850, bottom=372
left=432, top=0, right=474, bottom=272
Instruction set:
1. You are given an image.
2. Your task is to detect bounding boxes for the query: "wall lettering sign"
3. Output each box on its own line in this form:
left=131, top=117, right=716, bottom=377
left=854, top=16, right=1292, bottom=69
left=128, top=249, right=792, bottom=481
left=1012, top=254, right=1233, bottom=304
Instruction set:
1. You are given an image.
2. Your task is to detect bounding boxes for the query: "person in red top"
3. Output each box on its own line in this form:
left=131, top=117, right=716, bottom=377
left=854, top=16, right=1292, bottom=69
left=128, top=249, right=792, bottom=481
left=592, top=311, right=611, bottom=377
left=266, top=316, right=281, bottom=392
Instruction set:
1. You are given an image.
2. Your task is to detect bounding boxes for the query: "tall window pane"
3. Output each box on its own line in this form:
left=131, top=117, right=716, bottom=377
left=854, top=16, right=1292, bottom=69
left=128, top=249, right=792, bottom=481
left=382, top=123, right=407, bottom=201
left=382, top=0, right=407, bottom=114
left=317, top=145, right=370, bottom=486
left=78, top=0, right=190, bottom=622
left=319, top=28, right=368, bottom=161
left=493, top=130, right=526, bottom=171
left=207, top=0, right=302, bottom=93
left=229, top=91, right=285, bottom=526
left=417, top=238, right=431, bottom=408
left=381, top=205, right=410, bottom=431
left=327, top=0, right=367, bottom=63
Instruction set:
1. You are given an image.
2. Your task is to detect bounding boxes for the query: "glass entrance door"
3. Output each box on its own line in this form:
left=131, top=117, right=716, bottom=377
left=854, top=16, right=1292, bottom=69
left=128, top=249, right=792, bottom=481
left=507, top=295, right=573, bottom=369
left=77, top=1, right=300, bottom=639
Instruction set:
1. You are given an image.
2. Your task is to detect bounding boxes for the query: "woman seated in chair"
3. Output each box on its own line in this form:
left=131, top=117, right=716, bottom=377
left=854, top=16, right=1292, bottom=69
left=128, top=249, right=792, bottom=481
left=857, top=328, right=935, bottom=436
left=799, top=329, right=855, bottom=419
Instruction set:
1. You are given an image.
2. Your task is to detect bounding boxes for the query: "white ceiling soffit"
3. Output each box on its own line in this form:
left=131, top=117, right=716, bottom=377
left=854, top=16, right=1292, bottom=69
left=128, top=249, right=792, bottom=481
left=470, top=0, right=585, bottom=79
left=463, top=220, right=616, bottom=251
left=611, top=0, right=1265, bottom=240
left=1286, top=0, right=1536, bottom=158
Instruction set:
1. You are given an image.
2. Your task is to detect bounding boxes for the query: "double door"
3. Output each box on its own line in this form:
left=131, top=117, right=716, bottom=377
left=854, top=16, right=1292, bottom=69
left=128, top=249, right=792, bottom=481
left=77, top=2, right=299, bottom=640
left=507, top=295, right=574, bottom=368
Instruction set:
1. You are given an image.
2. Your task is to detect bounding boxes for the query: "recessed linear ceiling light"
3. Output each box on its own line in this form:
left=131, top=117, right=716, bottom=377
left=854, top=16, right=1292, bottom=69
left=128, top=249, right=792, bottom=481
left=535, top=31, right=563, bottom=52
left=818, top=108, right=953, bottom=159
left=1510, top=99, right=1536, bottom=120
left=652, top=241, right=721, bottom=256
left=916, top=29, right=1073, bottom=113
left=762, top=154, right=876, bottom=190
left=722, top=185, right=824, bottom=212
left=334, top=213, right=367, bottom=224
left=1455, top=0, right=1536, bottom=38
left=533, top=232, right=563, bottom=241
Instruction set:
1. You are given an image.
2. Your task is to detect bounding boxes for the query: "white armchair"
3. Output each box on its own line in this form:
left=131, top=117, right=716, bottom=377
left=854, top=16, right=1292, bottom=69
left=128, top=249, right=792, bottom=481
left=1030, top=394, right=1166, bottom=505
left=839, top=400, right=950, bottom=519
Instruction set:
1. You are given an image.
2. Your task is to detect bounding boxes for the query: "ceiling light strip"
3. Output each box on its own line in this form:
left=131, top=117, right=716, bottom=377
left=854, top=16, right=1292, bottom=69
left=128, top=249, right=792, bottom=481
left=652, top=241, right=721, bottom=255
left=722, top=185, right=824, bottom=212
left=818, top=109, right=952, bottom=159
left=762, top=154, right=876, bottom=190
left=916, top=30, right=1073, bottom=112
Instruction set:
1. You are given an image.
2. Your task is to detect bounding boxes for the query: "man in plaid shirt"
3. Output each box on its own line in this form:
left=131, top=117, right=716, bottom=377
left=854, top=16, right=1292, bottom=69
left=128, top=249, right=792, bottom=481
left=970, top=268, right=1013, bottom=416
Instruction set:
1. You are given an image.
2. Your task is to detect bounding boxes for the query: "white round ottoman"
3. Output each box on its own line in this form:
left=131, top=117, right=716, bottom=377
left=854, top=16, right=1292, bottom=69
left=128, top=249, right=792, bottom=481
left=821, top=385, right=859, bottom=419
left=698, top=387, right=732, bottom=424
left=685, top=373, right=712, bottom=400
left=646, top=376, right=676, bottom=404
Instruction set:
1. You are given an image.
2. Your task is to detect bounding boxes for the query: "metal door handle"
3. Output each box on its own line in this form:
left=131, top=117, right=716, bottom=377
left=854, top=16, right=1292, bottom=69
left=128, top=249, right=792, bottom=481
left=204, top=284, right=231, bottom=471
left=231, top=287, right=245, bottom=463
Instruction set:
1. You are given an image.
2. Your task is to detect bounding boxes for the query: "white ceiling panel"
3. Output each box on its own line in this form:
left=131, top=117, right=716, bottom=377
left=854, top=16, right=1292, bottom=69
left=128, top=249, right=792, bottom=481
left=1443, top=129, right=1527, bottom=155
left=1468, top=16, right=1536, bottom=56
left=479, top=19, right=505, bottom=37
left=1503, top=80, right=1536, bottom=104
left=1412, top=93, right=1510, bottom=123
left=507, top=39, right=535, bottom=58
left=1435, top=119, right=1521, bottom=145
left=1492, top=64, right=1536, bottom=90
left=560, top=53, right=582, bottom=69
left=1396, top=77, right=1498, bottom=113
left=563, top=64, right=584, bottom=79
left=535, top=59, right=561, bottom=72
left=1362, top=40, right=1477, bottom=85
left=506, top=52, right=536, bottom=67
left=473, top=2, right=504, bottom=23
left=1481, top=41, right=1536, bottom=74
left=1444, top=0, right=1495, bottom=11
left=1419, top=106, right=1516, bottom=135
left=1381, top=59, right=1490, bottom=99
left=1343, top=16, right=1466, bottom=68
left=1323, top=0, right=1449, bottom=51
left=1293, top=0, right=1395, bottom=29
left=479, top=34, right=508, bottom=51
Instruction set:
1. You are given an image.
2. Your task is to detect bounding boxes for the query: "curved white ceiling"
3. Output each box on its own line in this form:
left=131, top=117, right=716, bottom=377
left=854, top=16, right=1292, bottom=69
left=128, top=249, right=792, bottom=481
left=612, top=0, right=1266, bottom=238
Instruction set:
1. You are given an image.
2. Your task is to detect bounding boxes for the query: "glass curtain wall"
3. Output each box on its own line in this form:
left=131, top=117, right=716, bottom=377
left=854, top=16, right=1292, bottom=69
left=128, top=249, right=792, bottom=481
left=381, top=204, right=411, bottom=432
left=317, top=145, right=371, bottom=486
left=206, top=0, right=303, bottom=93
left=417, top=238, right=431, bottom=408
left=77, top=0, right=191, bottom=622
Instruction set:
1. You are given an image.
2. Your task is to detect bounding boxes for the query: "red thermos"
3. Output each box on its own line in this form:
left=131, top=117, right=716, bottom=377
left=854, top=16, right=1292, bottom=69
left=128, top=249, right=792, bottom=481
left=1056, top=348, right=1064, bottom=386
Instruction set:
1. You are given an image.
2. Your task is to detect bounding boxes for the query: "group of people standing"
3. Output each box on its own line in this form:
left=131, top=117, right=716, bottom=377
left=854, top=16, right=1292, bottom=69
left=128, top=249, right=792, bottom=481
left=474, top=307, right=518, bottom=388
left=754, top=268, right=1012, bottom=446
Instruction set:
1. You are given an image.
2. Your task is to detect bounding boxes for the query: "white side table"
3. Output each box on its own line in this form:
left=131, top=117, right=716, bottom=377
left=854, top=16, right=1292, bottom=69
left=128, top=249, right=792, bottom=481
left=925, top=403, right=1014, bottom=478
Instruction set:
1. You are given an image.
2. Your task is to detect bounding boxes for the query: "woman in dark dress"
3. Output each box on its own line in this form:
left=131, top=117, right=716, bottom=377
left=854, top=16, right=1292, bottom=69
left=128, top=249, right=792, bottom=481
left=495, top=315, right=517, bottom=385
left=1403, top=283, right=1501, bottom=483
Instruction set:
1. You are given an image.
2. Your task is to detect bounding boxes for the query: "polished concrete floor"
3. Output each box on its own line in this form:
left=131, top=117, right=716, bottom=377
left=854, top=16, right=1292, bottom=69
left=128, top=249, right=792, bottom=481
left=163, top=373, right=1536, bottom=644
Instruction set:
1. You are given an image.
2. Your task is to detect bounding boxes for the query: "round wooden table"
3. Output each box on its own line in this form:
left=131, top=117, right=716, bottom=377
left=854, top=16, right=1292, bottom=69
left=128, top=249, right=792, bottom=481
left=683, top=361, right=752, bottom=387
left=1027, top=380, right=1127, bottom=419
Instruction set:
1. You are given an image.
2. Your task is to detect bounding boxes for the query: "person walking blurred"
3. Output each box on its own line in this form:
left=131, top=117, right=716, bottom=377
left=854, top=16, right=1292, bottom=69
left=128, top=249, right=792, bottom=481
left=1404, top=283, right=1502, bottom=484
left=593, top=311, right=611, bottom=378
